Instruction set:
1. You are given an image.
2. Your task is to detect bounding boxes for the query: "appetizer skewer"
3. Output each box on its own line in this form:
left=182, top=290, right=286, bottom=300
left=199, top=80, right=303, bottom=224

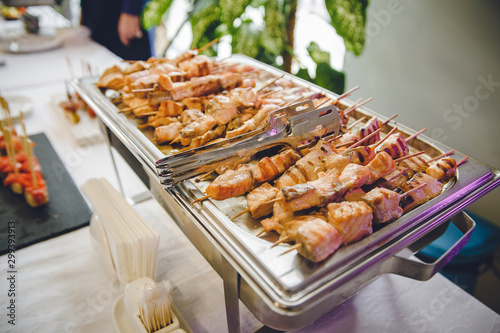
left=0, top=101, right=49, bottom=207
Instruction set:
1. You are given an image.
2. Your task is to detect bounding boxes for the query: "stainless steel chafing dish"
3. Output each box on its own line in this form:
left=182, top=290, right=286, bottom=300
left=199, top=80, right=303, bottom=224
left=72, top=55, right=500, bottom=331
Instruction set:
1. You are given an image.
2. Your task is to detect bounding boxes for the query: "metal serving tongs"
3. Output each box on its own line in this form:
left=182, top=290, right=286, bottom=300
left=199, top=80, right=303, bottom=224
left=155, top=100, right=316, bottom=179
left=163, top=100, right=316, bottom=160
left=156, top=103, right=340, bottom=187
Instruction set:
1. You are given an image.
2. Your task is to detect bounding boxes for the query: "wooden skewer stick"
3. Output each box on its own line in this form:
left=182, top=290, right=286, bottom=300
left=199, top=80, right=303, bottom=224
left=406, top=128, right=427, bottom=142
left=257, top=74, right=285, bottom=93
left=271, top=235, right=292, bottom=248
left=131, top=88, right=155, bottom=93
left=255, top=228, right=266, bottom=237
left=0, top=97, right=13, bottom=129
left=399, top=183, right=427, bottom=199
left=394, top=151, right=426, bottom=163
left=150, top=137, right=157, bottom=142
left=283, top=92, right=317, bottom=107
left=280, top=243, right=302, bottom=256
left=2, top=127, right=17, bottom=175
left=259, top=89, right=281, bottom=99
left=381, top=113, right=398, bottom=126
left=355, top=96, right=374, bottom=109
left=210, top=62, right=233, bottom=73
left=329, top=133, right=343, bottom=142
left=341, top=98, right=362, bottom=116
left=26, top=138, right=37, bottom=188
left=267, top=197, right=283, bottom=205
left=119, top=102, right=149, bottom=113
left=344, top=116, right=367, bottom=132
left=195, top=170, right=215, bottom=182
left=336, top=86, right=360, bottom=101
left=335, top=140, right=357, bottom=149
left=197, top=38, right=220, bottom=53
left=387, top=168, right=410, bottom=182
left=170, top=136, right=181, bottom=144
left=315, top=97, right=332, bottom=108
left=19, top=113, right=37, bottom=187
left=1, top=100, right=17, bottom=173
left=191, top=195, right=210, bottom=204
left=427, top=150, right=455, bottom=163
left=139, top=111, right=158, bottom=117
left=137, top=123, right=153, bottom=129
left=344, top=97, right=373, bottom=117
left=372, top=127, right=398, bottom=149
left=457, top=156, right=469, bottom=166
left=231, top=208, right=250, bottom=221
left=348, top=127, right=382, bottom=149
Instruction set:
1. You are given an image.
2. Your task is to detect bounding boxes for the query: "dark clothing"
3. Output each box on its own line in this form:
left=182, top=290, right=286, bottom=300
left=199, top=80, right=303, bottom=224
left=81, top=0, right=151, bottom=61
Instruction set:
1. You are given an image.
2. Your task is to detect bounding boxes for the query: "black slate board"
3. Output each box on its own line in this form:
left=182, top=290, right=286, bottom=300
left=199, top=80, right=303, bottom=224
left=0, top=133, right=91, bottom=255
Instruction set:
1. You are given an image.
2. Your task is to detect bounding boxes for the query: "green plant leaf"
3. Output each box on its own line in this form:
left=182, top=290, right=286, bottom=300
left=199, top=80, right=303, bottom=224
left=307, top=41, right=330, bottom=66
left=220, top=0, right=252, bottom=27
left=314, top=62, right=345, bottom=94
left=231, top=20, right=262, bottom=59
left=189, top=1, right=221, bottom=50
left=261, top=0, right=285, bottom=56
left=295, top=67, right=312, bottom=82
left=324, top=0, right=368, bottom=56
left=142, top=0, right=175, bottom=30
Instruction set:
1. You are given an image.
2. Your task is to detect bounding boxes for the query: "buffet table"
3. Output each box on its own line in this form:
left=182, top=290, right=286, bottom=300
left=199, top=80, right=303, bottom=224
left=0, top=29, right=499, bottom=333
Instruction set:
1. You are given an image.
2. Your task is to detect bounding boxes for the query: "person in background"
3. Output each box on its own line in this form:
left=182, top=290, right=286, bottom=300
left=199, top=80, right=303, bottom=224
left=81, top=0, right=153, bottom=61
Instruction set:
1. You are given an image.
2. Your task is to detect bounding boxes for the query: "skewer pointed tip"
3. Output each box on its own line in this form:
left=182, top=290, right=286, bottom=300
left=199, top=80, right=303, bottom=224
left=349, top=127, right=382, bottom=149
left=427, top=150, right=455, bottom=163
left=191, top=195, right=210, bottom=204
left=231, top=208, right=250, bottom=221
left=457, top=156, right=469, bottom=166
left=336, top=86, right=360, bottom=101
left=394, top=151, right=426, bottom=163
left=406, top=128, right=428, bottom=142
left=255, top=228, right=266, bottom=237
left=271, top=236, right=291, bottom=248
left=371, top=126, right=398, bottom=149
left=280, top=243, right=302, bottom=256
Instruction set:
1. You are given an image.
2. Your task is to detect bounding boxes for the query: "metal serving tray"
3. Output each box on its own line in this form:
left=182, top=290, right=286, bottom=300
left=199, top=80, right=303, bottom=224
left=72, top=55, right=500, bottom=331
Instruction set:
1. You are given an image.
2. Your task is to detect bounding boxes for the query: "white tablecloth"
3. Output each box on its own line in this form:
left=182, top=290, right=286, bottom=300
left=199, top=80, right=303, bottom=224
left=0, top=30, right=499, bottom=333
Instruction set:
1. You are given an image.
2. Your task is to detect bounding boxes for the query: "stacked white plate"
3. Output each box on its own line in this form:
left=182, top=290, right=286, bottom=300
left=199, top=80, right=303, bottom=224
left=82, top=178, right=159, bottom=288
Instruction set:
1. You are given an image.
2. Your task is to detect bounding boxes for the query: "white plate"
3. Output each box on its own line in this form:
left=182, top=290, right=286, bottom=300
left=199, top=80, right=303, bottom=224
left=0, top=35, right=63, bottom=54
left=0, top=95, right=33, bottom=120
left=113, top=295, right=192, bottom=333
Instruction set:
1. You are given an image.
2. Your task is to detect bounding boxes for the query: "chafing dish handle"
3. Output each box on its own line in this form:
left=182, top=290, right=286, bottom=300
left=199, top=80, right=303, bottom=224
left=385, top=211, right=475, bottom=281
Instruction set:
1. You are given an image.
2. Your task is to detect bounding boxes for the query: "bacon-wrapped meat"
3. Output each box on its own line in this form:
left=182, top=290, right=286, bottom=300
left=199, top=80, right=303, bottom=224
left=358, top=117, right=380, bottom=145
left=376, top=133, right=409, bottom=159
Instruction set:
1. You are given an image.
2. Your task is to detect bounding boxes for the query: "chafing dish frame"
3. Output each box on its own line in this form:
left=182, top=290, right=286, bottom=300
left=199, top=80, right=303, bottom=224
left=72, top=54, right=500, bottom=331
